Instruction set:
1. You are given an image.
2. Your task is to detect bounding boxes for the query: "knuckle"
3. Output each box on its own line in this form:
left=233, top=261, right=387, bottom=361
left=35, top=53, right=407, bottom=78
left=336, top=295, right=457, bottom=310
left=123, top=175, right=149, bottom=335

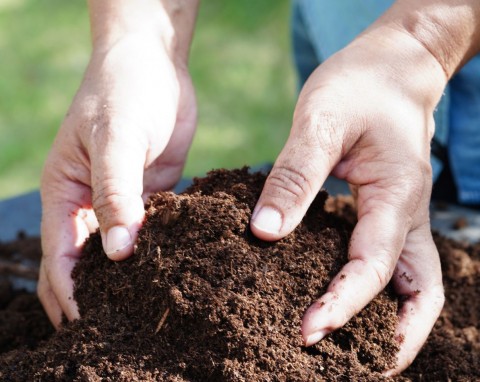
left=92, top=181, right=129, bottom=223
left=394, top=159, right=433, bottom=221
left=313, top=112, right=343, bottom=152
left=369, top=158, right=432, bottom=225
left=297, top=108, right=344, bottom=162
left=266, top=165, right=314, bottom=202
left=352, top=255, right=393, bottom=289
left=398, top=157, right=432, bottom=194
left=350, top=247, right=395, bottom=281
left=370, top=256, right=394, bottom=287
left=86, top=111, right=147, bottom=157
left=406, top=160, right=432, bottom=199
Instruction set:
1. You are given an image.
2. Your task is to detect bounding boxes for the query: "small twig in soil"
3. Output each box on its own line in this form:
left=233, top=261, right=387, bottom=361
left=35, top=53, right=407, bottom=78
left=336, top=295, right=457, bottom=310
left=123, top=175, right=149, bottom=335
left=155, top=307, right=170, bottom=334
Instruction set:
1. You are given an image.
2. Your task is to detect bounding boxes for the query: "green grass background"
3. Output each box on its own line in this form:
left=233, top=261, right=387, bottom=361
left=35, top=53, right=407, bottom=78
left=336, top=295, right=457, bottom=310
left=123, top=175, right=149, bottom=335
left=0, top=0, right=295, bottom=199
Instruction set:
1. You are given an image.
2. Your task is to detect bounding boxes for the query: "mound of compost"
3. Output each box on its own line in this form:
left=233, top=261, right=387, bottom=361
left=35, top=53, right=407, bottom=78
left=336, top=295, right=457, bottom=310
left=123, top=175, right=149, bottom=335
left=0, top=168, right=478, bottom=381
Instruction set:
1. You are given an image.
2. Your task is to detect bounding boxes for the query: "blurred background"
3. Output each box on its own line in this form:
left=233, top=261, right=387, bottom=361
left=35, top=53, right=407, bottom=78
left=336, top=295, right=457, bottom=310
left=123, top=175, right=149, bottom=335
left=0, top=0, right=295, bottom=200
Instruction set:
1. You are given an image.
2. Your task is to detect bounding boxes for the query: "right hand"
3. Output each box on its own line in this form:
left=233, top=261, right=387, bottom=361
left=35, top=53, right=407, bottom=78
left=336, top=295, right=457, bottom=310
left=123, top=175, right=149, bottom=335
left=251, top=25, right=446, bottom=373
left=38, top=32, right=197, bottom=327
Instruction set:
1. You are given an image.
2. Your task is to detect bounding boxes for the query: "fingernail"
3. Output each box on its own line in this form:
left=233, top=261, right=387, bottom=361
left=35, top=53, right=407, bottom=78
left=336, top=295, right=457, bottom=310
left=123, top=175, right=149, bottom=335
left=304, top=330, right=328, bottom=347
left=251, top=206, right=283, bottom=234
left=104, top=226, right=132, bottom=256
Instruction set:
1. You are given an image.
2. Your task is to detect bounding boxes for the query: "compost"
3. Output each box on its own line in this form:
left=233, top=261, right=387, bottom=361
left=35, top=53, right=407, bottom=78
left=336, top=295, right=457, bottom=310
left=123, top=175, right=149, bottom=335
left=0, top=168, right=478, bottom=381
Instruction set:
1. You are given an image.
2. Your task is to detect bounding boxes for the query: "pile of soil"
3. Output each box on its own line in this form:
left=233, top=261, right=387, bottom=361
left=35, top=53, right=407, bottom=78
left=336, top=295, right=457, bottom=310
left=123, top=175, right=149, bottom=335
left=0, top=168, right=478, bottom=381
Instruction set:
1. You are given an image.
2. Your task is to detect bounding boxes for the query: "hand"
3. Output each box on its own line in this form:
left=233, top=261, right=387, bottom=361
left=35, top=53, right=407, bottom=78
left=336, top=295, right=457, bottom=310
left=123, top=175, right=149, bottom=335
left=251, top=27, right=446, bottom=373
left=38, top=32, right=197, bottom=327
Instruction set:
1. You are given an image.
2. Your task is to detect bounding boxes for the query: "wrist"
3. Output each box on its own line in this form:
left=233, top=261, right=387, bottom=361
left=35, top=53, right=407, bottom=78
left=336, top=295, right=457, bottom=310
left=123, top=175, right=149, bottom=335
left=348, top=25, right=447, bottom=112
left=88, top=0, right=199, bottom=64
left=377, top=0, right=480, bottom=79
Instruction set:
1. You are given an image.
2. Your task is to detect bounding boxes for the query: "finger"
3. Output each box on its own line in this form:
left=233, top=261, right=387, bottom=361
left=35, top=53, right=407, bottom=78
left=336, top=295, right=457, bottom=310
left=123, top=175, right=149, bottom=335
left=384, top=285, right=444, bottom=375
left=41, top=185, right=92, bottom=323
left=301, top=199, right=407, bottom=345
left=40, top=250, right=80, bottom=322
left=37, top=263, right=63, bottom=329
left=250, top=118, right=345, bottom=241
left=89, top=126, right=147, bottom=260
left=385, top=225, right=444, bottom=375
left=143, top=75, right=197, bottom=196
left=143, top=162, right=184, bottom=196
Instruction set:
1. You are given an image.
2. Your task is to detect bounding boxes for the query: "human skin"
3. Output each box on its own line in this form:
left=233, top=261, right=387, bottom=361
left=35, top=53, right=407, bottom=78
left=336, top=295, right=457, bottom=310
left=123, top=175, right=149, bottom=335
left=38, top=0, right=480, bottom=375
left=39, top=0, right=199, bottom=324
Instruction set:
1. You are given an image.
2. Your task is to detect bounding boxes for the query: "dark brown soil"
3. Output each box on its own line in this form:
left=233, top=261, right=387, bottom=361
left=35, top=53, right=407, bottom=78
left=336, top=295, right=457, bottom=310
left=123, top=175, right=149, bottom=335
left=0, top=236, right=54, bottom=354
left=401, top=233, right=480, bottom=381
left=0, top=168, right=478, bottom=381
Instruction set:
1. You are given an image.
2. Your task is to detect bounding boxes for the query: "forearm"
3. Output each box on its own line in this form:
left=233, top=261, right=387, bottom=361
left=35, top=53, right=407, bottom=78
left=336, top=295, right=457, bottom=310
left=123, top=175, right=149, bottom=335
left=377, top=0, right=480, bottom=78
left=87, top=0, right=200, bottom=62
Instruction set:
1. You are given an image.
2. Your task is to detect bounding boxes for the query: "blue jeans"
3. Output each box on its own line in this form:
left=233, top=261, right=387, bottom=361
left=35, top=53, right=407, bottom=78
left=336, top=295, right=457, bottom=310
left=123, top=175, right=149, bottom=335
left=292, top=0, right=480, bottom=205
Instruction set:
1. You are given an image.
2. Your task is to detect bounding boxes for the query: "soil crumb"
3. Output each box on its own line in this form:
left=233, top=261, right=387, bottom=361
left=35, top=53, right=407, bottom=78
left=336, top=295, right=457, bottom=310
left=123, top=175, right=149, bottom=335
left=0, top=168, right=478, bottom=381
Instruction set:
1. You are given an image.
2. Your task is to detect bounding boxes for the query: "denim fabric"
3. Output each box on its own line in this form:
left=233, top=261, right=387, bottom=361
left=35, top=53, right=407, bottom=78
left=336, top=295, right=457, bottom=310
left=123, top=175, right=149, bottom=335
left=292, top=0, right=479, bottom=204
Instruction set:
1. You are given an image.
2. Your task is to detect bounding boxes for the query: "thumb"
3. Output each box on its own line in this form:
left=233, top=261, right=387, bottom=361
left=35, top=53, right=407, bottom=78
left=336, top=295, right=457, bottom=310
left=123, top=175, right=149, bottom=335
left=90, top=129, right=146, bottom=260
left=251, top=126, right=342, bottom=241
